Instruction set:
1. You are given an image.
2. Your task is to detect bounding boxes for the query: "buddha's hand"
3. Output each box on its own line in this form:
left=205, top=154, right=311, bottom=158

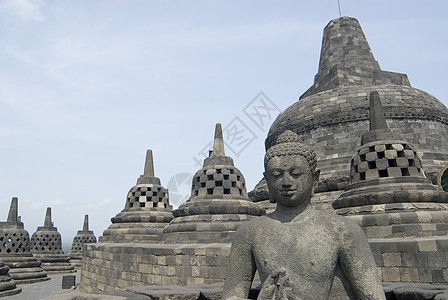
left=257, top=268, right=292, bottom=300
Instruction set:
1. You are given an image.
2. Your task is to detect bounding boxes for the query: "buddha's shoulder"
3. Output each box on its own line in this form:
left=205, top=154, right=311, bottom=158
left=234, top=215, right=273, bottom=234
left=308, top=208, right=361, bottom=227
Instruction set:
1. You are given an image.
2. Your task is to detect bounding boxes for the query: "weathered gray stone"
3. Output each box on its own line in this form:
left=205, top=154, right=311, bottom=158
left=0, top=197, right=49, bottom=283
left=31, top=207, right=75, bottom=273
left=163, top=123, right=264, bottom=244
left=0, top=262, right=21, bottom=297
left=100, top=149, right=173, bottom=244
left=223, top=131, right=384, bottom=299
left=43, top=292, right=127, bottom=300
left=256, top=17, right=448, bottom=208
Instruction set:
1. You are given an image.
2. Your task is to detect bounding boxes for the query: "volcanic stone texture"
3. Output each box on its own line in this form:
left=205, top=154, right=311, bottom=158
left=163, top=124, right=264, bottom=243
left=70, top=215, right=97, bottom=268
left=0, top=198, right=49, bottom=284
left=265, top=17, right=448, bottom=209
left=79, top=243, right=230, bottom=293
left=31, top=208, right=75, bottom=274
left=100, top=150, right=174, bottom=244
left=0, top=262, right=21, bottom=297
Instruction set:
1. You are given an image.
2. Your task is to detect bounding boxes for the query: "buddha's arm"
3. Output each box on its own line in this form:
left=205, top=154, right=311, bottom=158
left=339, top=221, right=386, bottom=300
left=222, top=224, right=256, bottom=300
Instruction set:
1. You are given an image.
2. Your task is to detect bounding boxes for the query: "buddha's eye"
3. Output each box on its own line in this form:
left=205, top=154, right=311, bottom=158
left=290, top=169, right=302, bottom=176
left=271, top=171, right=281, bottom=177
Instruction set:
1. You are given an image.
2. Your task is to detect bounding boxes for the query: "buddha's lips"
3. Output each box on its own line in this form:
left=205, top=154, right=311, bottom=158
left=280, top=189, right=296, bottom=196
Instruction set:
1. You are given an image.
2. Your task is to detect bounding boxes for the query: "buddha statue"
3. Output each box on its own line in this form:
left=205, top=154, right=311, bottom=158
left=223, top=130, right=385, bottom=300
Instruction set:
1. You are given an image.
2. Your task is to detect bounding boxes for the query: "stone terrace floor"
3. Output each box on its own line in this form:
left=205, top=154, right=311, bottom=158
left=3, top=272, right=80, bottom=300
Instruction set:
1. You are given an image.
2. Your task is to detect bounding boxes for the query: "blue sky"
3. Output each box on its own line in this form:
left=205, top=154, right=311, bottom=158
left=0, top=0, right=447, bottom=250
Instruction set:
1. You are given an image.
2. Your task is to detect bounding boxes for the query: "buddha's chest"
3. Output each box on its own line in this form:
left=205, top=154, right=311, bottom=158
left=252, top=223, right=340, bottom=280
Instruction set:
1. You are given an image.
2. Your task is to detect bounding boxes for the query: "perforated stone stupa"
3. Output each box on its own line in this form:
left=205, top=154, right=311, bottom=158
left=261, top=17, right=448, bottom=209
left=334, top=91, right=448, bottom=283
left=163, top=123, right=265, bottom=243
left=70, top=215, right=96, bottom=268
left=0, top=197, right=48, bottom=284
left=100, top=149, right=173, bottom=243
left=30, top=207, right=74, bottom=274
left=0, top=262, right=21, bottom=297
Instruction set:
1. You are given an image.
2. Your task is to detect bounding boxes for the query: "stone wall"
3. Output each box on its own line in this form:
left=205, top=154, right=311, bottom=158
left=371, top=237, right=448, bottom=283
left=79, top=243, right=230, bottom=293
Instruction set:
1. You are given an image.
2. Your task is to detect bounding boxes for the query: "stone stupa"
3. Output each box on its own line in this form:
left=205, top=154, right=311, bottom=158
left=255, top=17, right=448, bottom=209
left=163, top=123, right=265, bottom=243
left=334, top=91, right=448, bottom=283
left=100, top=149, right=173, bottom=243
left=0, top=197, right=48, bottom=284
left=69, top=215, right=96, bottom=268
left=30, top=207, right=74, bottom=273
left=0, top=262, right=21, bottom=297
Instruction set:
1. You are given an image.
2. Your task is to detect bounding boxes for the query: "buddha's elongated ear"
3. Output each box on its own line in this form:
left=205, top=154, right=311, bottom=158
left=311, top=169, right=320, bottom=196
left=314, top=169, right=320, bottom=184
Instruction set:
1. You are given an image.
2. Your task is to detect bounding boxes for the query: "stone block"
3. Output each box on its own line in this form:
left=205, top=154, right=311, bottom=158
left=428, top=252, right=448, bottom=268
left=402, top=252, right=428, bottom=268
left=400, top=268, right=419, bottom=282
left=419, top=240, right=438, bottom=252
left=383, top=253, right=402, bottom=267
left=62, top=275, right=76, bottom=289
left=382, top=267, right=401, bottom=282
left=419, top=268, right=433, bottom=283
left=432, top=269, right=446, bottom=283
left=387, top=167, right=402, bottom=177
left=374, top=144, right=386, bottom=152
left=391, top=144, right=404, bottom=151
left=385, top=149, right=398, bottom=159
left=396, top=157, right=409, bottom=168
left=357, top=161, right=369, bottom=173
left=397, top=241, right=419, bottom=253
left=366, top=169, right=379, bottom=179
left=373, top=253, right=384, bottom=266
left=401, top=213, right=418, bottom=224
left=376, top=159, right=389, bottom=170
left=366, top=152, right=378, bottom=162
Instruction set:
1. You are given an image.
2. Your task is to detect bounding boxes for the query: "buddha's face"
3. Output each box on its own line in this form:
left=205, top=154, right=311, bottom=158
left=264, top=154, right=317, bottom=208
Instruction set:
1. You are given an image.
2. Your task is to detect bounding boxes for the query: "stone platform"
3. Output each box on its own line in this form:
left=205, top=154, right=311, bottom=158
left=0, top=262, right=21, bottom=297
left=79, top=243, right=230, bottom=293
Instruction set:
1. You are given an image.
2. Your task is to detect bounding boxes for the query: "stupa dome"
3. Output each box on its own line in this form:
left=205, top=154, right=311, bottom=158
left=163, top=123, right=265, bottom=243
left=265, top=17, right=448, bottom=207
left=0, top=198, right=49, bottom=283
left=100, top=149, right=173, bottom=243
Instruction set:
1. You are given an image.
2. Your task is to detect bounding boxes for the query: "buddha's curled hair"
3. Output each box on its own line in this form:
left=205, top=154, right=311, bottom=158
left=264, top=130, right=317, bottom=173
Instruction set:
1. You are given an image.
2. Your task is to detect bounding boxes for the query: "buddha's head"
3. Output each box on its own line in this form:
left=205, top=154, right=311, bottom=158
left=264, top=130, right=319, bottom=207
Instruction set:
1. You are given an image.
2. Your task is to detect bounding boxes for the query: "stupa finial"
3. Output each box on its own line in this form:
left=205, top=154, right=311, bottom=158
left=143, top=149, right=155, bottom=177
left=44, top=207, right=52, bottom=227
left=83, top=214, right=89, bottom=232
left=369, top=91, right=388, bottom=131
left=361, top=91, right=395, bottom=145
left=7, top=197, right=18, bottom=223
left=212, top=123, right=225, bottom=156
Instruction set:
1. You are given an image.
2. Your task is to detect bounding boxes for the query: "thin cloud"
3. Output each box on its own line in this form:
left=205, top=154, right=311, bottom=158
left=0, top=0, right=45, bottom=22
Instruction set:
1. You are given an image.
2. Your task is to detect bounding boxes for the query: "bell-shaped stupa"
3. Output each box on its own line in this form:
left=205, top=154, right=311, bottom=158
left=334, top=91, right=448, bottom=237
left=0, top=198, right=48, bottom=283
left=30, top=207, right=74, bottom=273
left=100, top=150, right=173, bottom=243
left=0, top=262, right=21, bottom=297
left=69, top=215, right=96, bottom=268
left=163, top=123, right=265, bottom=243
left=333, top=92, right=448, bottom=283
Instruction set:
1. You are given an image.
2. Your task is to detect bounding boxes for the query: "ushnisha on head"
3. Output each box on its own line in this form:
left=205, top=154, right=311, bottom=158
left=264, top=130, right=319, bottom=206
left=264, top=130, right=317, bottom=173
